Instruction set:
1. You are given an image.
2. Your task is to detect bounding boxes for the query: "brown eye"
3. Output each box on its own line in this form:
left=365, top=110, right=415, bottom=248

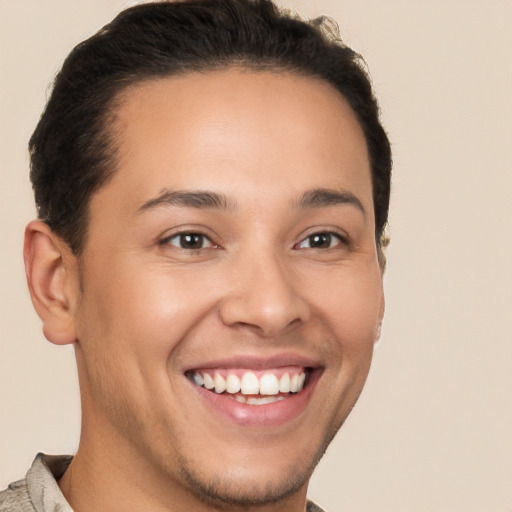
left=165, top=233, right=214, bottom=249
left=297, top=232, right=344, bottom=250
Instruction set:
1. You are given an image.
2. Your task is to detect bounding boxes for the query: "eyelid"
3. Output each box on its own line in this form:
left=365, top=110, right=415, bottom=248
left=294, top=229, right=349, bottom=250
left=159, top=228, right=219, bottom=250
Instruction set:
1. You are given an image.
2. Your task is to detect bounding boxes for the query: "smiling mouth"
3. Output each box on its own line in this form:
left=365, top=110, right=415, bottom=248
left=186, top=367, right=310, bottom=406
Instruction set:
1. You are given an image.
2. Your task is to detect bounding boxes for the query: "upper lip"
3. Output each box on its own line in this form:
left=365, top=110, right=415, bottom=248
left=182, top=353, right=322, bottom=373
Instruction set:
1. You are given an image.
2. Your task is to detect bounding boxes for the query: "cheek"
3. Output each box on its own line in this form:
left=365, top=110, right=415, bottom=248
left=309, top=267, right=383, bottom=346
left=317, top=269, right=381, bottom=411
left=74, top=266, right=213, bottom=416
left=77, top=262, right=221, bottom=364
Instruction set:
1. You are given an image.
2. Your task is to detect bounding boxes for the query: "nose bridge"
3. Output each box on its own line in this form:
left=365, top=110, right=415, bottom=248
left=219, top=244, right=309, bottom=337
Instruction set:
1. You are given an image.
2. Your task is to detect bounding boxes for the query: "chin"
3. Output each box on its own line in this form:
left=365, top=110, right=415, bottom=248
left=167, top=422, right=334, bottom=509
left=176, top=455, right=315, bottom=508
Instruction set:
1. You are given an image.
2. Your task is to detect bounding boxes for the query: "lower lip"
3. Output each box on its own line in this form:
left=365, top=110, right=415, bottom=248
left=189, top=370, right=321, bottom=427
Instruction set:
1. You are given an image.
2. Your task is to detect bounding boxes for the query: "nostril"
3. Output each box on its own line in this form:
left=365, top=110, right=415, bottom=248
left=217, top=259, right=310, bottom=337
left=219, top=301, right=309, bottom=338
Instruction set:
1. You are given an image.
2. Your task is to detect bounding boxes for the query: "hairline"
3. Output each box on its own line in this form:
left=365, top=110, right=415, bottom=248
left=75, top=63, right=381, bottom=256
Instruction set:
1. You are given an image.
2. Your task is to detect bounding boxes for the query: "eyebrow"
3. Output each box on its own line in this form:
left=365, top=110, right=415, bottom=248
left=137, top=189, right=236, bottom=213
left=137, top=187, right=365, bottom=216
left=296, top=188, right=366, bottom=216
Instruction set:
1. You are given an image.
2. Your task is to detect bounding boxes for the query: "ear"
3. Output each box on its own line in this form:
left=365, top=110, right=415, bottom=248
left=374, top=243, right=387, bottom=348
left=24, top=220, right=80, bottom=345
left=376, top=231, right=390, bottom=346
left=374, top=279, right=385, bottom=347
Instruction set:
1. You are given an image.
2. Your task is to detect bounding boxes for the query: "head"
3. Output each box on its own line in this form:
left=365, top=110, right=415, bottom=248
left=29, top=0, right=390, bottom=257
left=25, top=1, right=391, bottom=509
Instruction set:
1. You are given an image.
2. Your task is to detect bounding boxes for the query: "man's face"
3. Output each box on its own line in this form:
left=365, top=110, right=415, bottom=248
left=72, top=69, right=384, bottom=507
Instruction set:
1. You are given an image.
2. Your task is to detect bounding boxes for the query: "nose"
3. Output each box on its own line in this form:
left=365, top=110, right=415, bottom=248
left=219, top=251, right=310, bottom=338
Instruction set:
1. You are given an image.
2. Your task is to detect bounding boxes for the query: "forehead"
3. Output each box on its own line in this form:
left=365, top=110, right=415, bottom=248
left=99, top=68, right=372, bottom=213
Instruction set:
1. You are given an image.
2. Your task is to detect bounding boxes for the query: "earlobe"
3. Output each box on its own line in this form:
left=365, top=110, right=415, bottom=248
left=24, top=220, right=79, bottom=345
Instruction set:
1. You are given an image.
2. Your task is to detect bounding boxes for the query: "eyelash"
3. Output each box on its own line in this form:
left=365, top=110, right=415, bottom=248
left=160, top=232, right=217, bottom=250
left=160, top=230, right=347, bottom=251
left=294, top=231, right=348, bottom=250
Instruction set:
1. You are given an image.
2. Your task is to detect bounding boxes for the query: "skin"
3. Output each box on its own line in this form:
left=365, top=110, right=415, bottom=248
left=25, top=68, right=384, bottom=512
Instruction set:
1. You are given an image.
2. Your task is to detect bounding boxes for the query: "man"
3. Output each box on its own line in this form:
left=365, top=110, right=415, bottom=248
left=1, top=0, right=391, bottom=510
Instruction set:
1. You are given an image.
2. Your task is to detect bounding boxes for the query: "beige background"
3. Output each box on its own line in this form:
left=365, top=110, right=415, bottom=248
left=1, top=1, right=511, bottom=510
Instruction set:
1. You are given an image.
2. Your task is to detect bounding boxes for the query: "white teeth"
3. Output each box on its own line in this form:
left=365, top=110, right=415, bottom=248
left=290, top=374, right=299, bottom=393
left=191, top=370, right=307, bottom=396
left=234, top=394, right=247, bottom=403
left=240, top=372, right=259, bottom=395
left=279, top=373, right=290, bottom=393
left=226, top=374, right=241, bottom=394
left=203, top=373, right=215, bottom=390
left=247, top=396, right=286, bottom=405
left=214, top=374, right=226, bottom=393
left=259, top=373, right=279, bottom=395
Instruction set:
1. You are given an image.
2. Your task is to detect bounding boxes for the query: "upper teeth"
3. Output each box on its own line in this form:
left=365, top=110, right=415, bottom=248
left=190, top=370, right=306, bottom=395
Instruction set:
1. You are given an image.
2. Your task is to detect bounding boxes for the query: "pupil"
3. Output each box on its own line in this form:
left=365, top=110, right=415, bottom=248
left=310, top=233, right=330, bottom=248
left=181, top=234, right=202, bottom=249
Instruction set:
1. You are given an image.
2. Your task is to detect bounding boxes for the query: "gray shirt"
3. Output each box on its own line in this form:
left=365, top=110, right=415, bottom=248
left=1, top=454, right=326, bottom=511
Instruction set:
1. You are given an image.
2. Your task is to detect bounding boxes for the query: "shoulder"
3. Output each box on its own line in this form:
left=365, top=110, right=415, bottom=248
left=1, top=453, right=73, bottom=512
left=307, top=499, right=327, bottom=512
left=0, top=478, right=35, bottom=511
